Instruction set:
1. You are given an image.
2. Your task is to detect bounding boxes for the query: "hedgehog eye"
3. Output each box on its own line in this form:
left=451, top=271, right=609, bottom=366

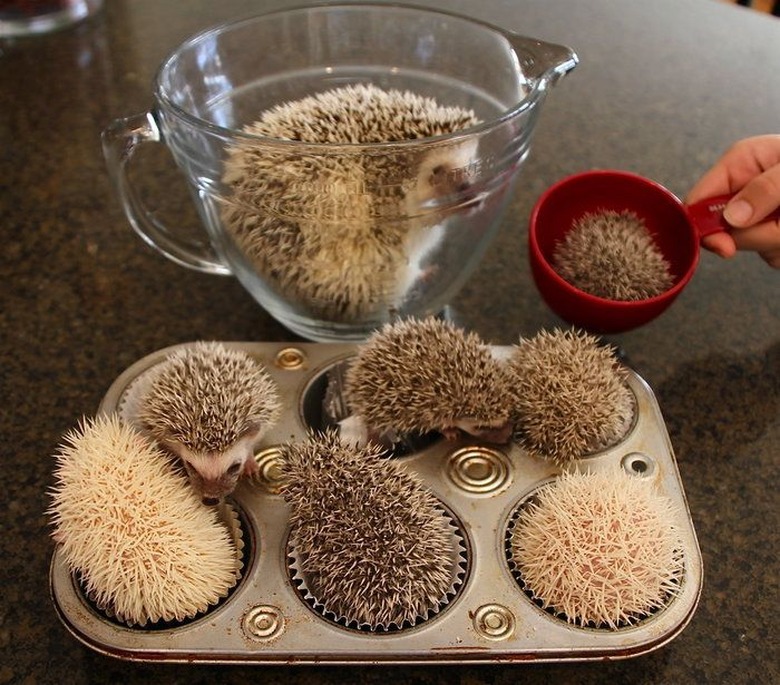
left=429, top=164, right=446, bottom=185
left=227, top=462, right=242, bottom=476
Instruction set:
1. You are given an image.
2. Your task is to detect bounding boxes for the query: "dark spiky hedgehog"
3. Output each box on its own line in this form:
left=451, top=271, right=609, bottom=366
left=341, top=317, right=513, bottom=445
left=138, top=342, right=281, bottom=504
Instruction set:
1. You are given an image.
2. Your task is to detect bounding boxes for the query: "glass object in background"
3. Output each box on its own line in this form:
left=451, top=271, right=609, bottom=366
left=0, top=0, right=103, bottom=37
left=102, top=4, right=578, bottom=342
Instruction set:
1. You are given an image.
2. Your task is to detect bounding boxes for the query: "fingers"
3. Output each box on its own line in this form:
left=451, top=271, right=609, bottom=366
left=723, top=161, right=780, bottom=227
left=686, top=163, right=732, bottom=206
left=730, top=219, right=780, bottom=266
left=688, top=135, right=780, bottom=266
left=685, top=163, right=731, bottom=206
left=702, top=220, right=780, bottom=268
left=701, top=232, right=737, bottom=258
left=760, top=249, right=780, bottom=269
left=685, top=134, right=780, bottom=206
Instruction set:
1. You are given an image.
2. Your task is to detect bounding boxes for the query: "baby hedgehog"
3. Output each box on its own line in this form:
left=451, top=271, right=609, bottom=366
left=510, top=469, right=684, bottom=629
left=221, top=84, right=481, bottom=321
left=138, top=342, right=281, bottom=505
left=553, top=209, right=675, bottom=301
left=508, top=328, right=635, bottom=465
left=281, top=430, right=460, bottom=630
left=48, top=415, right=241, bottom=626
left=341, top=317, right=513, bottom=446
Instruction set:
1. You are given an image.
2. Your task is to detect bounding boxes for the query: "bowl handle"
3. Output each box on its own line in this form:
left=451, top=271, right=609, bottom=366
left=101, top=112, right=231, bottom=275
left=686, top=193, right=780, bottom=239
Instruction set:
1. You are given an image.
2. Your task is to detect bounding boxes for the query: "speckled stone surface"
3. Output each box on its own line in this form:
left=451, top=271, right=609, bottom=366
left=1, top=0, right=778, bottom=683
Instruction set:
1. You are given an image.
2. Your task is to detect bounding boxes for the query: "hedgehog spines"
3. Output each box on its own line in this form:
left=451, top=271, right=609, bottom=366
left=510, top=469, right=684, bottom=629
left=508, top=328, right=635, bottom=465
left=553, top=209, right=675, bottom=301
left=343, top=317, right=511, bottom=439
left=281, top=429, right=459, bottom=629
left=139, top=342, right=281, bottom=454
left=222, top=84, right=481, bottom=320
left=48, top=414, right=241, bottom=626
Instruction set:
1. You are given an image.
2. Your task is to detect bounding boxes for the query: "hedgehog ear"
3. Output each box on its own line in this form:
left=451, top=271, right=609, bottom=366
left=239, top=421, right=263, bottom=444
left=159, top=437, right=188, bottom=460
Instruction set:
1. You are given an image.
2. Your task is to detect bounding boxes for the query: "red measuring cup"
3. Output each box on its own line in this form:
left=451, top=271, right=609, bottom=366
left=528, top=169, right=779, bottom=333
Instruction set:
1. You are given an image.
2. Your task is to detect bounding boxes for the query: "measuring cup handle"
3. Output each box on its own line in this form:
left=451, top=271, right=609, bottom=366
left=686, top=193, right=780, bottom=240
left=101, top=112, right=231, bottom=275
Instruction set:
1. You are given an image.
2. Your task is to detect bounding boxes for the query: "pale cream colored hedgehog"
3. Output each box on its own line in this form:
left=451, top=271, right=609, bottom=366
left=48, top=415, right=241, bottom=626
left=138, top=342, right=281, bottom=504
left=553, top=209, right=675, bottom=300
left=341, top=317, right=513, bottom=446
left=509, top=469, right=684, bottom=629
left=281, top=430, right=460, bottom=629
left=508, top=328, right=635, bottom=464
left=221, top=84, right=481, bottom=321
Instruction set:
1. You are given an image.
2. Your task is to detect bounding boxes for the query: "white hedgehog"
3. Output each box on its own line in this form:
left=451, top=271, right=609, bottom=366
left=341, top=317, right=513, bottom=446
left=510, top=469, right=684, bottom=629
left=221, top=84, right=481, bottom=321
left=48, top=415, right=241, bottom=626
left=138, top=342, right=281, bottom=504
left=507, top=328, right=635, bottom=465
left=281, top=430, right=458, bottom=629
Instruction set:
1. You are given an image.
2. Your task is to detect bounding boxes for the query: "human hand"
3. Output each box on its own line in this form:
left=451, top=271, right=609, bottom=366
left=685, top=134, right=780, bottom=268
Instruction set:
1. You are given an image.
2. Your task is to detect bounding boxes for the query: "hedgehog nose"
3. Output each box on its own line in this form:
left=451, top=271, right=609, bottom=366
left=202, top=497, right=220, bottom=506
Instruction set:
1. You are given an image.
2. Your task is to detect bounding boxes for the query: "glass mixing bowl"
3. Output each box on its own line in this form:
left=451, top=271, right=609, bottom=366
left=103, top=2, right=577, bottom=341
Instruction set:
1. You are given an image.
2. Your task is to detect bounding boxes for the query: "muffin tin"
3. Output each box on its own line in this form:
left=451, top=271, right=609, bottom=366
left=50, top=341, right=702, bottom=663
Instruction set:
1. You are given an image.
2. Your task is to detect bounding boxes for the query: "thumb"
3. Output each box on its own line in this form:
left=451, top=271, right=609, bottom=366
left=723, top=163, right=780, bottom=227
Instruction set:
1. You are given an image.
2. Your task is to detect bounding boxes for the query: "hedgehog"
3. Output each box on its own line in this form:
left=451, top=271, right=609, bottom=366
left=509, top=469, right=684, bottom=629
left=48, top=414, right=242, bottom=626
left=280, top=430, right=460, bottom=629
left=507, top=328, right=635, bottom=465
left=220, top=83, right=481, bottom=321
left=553, top=209, right=675, bottom=300
left=137, top=342, right=281, bottom=504
left=340, top=317, right=513, bottom=446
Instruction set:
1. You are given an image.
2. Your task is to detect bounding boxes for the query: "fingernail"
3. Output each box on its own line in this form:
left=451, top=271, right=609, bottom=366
left=724, top=199, right=753, bottom=225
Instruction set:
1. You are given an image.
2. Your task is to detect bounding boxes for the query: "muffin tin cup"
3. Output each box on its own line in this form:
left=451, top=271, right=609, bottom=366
left=286, top=504, right=468, bottom=633
left=50, top=341, right=702, bottom=663
left=503, top=484, right=686, bottom=631
left=62, top=498, right=246, bottom=630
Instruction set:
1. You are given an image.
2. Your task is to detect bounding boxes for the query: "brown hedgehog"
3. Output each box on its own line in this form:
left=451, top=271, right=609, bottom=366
left=507, top=328, right=635, bottom=465
left=138, top=342, right=281, bottom=504
left=221, top=84, right=481, bottom=320
left=341, top=317, right=513, bottom=445
left=553, top=209, right=674, bottom=301
left=281, top=430, right=458, bottom=629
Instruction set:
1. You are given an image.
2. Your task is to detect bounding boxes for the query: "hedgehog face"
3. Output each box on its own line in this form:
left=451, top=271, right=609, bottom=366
left=448, top=416, right=513, bottom=444
left=165, top=430, right=260, bottom=505
left=405, top=139, right=480, bottom=215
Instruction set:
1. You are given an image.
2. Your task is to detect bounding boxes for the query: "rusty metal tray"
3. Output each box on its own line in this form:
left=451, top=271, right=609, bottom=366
left=50, top=341, right=702, bottom=664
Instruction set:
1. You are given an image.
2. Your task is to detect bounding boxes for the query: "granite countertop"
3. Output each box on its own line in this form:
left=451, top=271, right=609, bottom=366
left=1, top=1, right=778, bottom=683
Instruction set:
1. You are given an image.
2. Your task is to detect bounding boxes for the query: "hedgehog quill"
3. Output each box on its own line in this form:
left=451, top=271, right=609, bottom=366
left=508, top=328, right=634, bottom=465
left=138, top=342, right=281, bottom=504
left=553, top=209, right=674, bottom=300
